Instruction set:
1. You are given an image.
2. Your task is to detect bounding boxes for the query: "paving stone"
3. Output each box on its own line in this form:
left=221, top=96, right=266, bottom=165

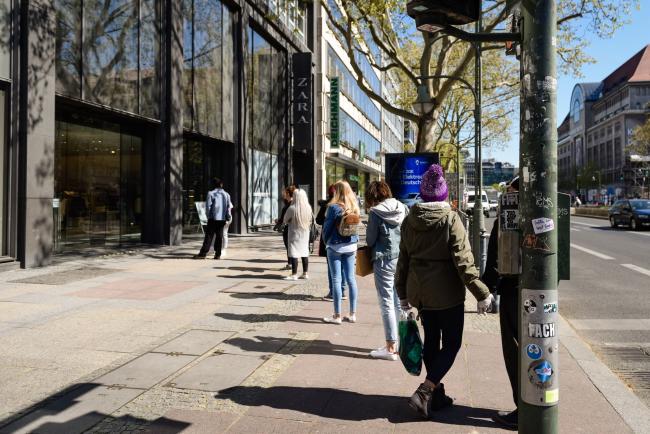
left=168, top=353, right=266, bottom=392
left=153, top=330, right=235, bottom=356
left=96, top=353, right=195, bottom=390
left=144, top=409, right=239, bottom=434
left=8, top=267, right=122, bottom=285
left=0, top=384, right=142, bottom=434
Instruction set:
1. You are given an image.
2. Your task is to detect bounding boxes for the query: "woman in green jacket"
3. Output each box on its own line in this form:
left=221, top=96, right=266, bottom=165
left=395, top=164, right=494, bottom=419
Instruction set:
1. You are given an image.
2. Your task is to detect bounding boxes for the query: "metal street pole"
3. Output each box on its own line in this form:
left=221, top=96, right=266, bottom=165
left=519, top=0, right=559, bottom=432
left=472, top=6, right=486, bottom=272
left=457, top=128, right=461, bottom=209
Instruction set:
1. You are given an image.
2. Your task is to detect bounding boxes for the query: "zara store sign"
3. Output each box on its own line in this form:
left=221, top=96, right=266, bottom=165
left=292, top=52, right=313, bottom=152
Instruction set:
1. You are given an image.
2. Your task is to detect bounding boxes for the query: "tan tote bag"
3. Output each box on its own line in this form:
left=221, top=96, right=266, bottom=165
left=355, top=246, right=373, bottom=277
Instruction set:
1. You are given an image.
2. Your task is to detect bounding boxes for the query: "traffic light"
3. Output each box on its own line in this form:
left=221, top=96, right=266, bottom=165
left=406, top=0, right=480, bottom=32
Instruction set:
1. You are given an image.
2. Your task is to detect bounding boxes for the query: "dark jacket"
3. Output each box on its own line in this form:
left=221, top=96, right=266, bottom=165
left=395, top=202, right=489, bottom=310
left=482, top=219, right=519, bottom=295
left=322, top=203, right=359, bottom=246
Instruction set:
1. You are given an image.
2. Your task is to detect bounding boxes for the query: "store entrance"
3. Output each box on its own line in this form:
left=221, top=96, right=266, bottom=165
left=54, top=113, right=143, bottom=251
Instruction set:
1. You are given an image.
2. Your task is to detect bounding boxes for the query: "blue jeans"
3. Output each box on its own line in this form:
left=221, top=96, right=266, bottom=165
left=326, top=249, right=358, bottom=315
left=373, top=257, right=402, bottom=343
left=326, top=255, right=346, bottom=298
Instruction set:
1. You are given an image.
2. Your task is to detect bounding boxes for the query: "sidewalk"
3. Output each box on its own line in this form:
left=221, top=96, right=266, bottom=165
left=0, top=235, right=642, bottom=433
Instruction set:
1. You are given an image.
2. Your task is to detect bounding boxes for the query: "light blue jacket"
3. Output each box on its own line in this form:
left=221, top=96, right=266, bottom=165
left=206, top=188, right=231, bottom=221
left=366, top=198, right=407, bottom=261
left=322, top=204, right=359, bottom=246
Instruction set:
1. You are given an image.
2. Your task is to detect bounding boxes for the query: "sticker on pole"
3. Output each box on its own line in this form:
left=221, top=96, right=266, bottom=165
left=528, top=360, right=554, bottom=389
left=526, top=344, right=543, bottom=360
left=532, top=217, right=555, bottom=234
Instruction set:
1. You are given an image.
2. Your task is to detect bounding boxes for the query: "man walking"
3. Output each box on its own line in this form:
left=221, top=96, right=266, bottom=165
left=482, top=176, right=519, bottom=429
left=194, top=178, right=232, bottom=260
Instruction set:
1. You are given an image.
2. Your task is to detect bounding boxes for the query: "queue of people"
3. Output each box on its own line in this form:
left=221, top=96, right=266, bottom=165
left=195, top=166, right=514, bottom=428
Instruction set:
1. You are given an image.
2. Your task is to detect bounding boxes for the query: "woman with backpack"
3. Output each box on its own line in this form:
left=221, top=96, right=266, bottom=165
left=282, top=189, right=313, bottom=280
left=322, top=180, right=360, bottom=324
left=316, top=185, right=347, bottom=301
left=395, top=164, right=493, bottom=418
left=364, top=181, right=407, bottom=360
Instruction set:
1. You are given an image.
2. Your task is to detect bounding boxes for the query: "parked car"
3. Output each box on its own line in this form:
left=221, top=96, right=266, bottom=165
left=402, top=192, right=422, bottom=208
left=608, top=199, right=650, bottom=230
left=464, top=192, right=491, bottom=217
left=489, top=199, right=498, bottom=214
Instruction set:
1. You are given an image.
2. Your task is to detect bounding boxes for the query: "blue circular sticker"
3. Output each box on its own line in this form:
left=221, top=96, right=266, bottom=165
left=534, top=361, right=553, bottom=383
left=526, top=344, right=543, bottom=360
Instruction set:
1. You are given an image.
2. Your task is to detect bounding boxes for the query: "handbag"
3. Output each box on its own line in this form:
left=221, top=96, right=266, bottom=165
left=355, top=245, right=373, bottom=277
left=398, top=312, right=423, bottom=376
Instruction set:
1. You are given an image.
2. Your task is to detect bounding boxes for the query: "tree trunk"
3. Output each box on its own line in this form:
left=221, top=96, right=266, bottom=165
left=415, top=111, right=439, bottom=153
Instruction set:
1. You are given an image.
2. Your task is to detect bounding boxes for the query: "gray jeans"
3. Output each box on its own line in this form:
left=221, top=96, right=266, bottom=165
left=373, top=257, right=402, bottom=343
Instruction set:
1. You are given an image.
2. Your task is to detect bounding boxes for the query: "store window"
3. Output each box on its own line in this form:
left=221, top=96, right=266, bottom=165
left=0, top=0, right=10, bottom=80
left=183, top=0, right=235, bottom=140
left=247, top=27, right=287, bottom=227
left=55, top=0, right=162, bottom=118
left=54, top=113, right=143, bottom=251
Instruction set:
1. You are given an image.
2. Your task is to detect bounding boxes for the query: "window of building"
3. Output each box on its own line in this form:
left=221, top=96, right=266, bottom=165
left=183, top=0, right=235, bottom=141
left=0, top=0, right=10, bottom=80
left=55, top=0, right=162, bottom=118
left=246, top=27, right=287, bottom=227
left=614, top=138, right=622, bottom=169
left=338, top=110, right=380, bottom=162
left=54, top=112, right=143, bottom=251
left=327, top=46, right=381, bottom=129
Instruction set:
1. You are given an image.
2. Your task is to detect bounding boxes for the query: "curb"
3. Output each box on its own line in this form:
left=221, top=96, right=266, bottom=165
left=558, top=314, right=650, bottom=432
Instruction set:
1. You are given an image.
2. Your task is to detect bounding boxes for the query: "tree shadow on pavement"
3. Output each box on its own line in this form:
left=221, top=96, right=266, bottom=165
left=214, top=385, right=501, bottom=428
left=223, top=335, right=373, bottom=359
left=218, top=274, right=286, bottom=279
left=227, top=292, right=322, bottom=302
left=214, top=312, right=326, bottom=324
left=0, top=383, right=190, bottom=434
left=214, top=266, right=269, bottom=273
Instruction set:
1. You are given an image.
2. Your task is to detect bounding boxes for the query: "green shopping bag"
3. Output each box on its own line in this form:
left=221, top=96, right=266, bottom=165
left=398, top=311, right=423, bottom=376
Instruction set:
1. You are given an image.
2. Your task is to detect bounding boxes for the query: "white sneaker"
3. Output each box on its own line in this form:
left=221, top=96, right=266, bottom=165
left=299, top=273, right=309, bottom=280
left=370, top=347, right=398, bottom=361
left=344, top=314, right=357, bottom=323
left=283, top=274, right=298, bottom=281
left=323, top=316, right=342, bottom=325
left=220, top=249, right=227, bottom=258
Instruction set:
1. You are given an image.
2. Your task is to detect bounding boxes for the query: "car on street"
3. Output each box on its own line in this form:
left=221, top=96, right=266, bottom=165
left=464, top=191, right=491, bottom=217
left=489, top=199, right=498, bottom=214
left=402, top=192, right=422, bottom=208
left=608, top=199, right=650, bottom=230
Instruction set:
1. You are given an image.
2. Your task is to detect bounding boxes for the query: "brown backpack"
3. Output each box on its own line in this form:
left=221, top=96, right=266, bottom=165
left=336, top=203, right=361, bottom=237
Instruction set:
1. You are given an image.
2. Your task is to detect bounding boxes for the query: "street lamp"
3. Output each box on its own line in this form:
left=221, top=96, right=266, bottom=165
left=411, top=84, right=436, bottom=115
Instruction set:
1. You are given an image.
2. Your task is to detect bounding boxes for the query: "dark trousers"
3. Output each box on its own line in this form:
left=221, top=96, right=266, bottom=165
left=421, top=304, right=464, bottom=385
left=199, top=219, right=226, bottom=258
left=499, top=290, right=519, bottom=406
left=290, top=257, right=309, bottom=274
left=282, top=228, right=290, bottom=264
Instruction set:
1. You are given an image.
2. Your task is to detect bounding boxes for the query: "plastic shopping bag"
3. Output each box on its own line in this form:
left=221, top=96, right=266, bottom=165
left=398, top=311, right=423, bottom=376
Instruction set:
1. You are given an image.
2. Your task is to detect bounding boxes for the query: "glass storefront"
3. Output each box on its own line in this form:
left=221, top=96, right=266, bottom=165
left=325, top=160, right=372, bottom=201
left=246, top=27, right=287, bottom=227
left=55, top=0, right=162, bottom=118
left=0, top=0, right=10, bottom=80
left=54, top=113, right=142, bottom=251
left=0, top=88, right=6, bottom=255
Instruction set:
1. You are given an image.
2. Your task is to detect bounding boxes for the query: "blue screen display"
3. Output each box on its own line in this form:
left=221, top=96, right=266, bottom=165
left=385, top=153, right=439, bottom=205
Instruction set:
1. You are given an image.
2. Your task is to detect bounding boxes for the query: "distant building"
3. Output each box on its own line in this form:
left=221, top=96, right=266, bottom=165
left=464, top=158, right=517, bottom=187
left=558, top=44, right=650, bottom=200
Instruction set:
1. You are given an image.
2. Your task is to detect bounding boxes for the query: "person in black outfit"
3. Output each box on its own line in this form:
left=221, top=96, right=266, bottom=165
left=277, top=186, right=296, bottom=270
left=482, top=176, right=519, bottom=429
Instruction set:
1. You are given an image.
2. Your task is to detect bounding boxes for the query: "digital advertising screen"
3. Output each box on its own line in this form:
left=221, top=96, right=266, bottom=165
left=385, top=153, right=440, bottom=207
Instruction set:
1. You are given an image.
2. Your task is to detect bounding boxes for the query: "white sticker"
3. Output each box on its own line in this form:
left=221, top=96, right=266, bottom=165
left=532, top=217, right=554, bottom=234
left=523, top=167, right=530, bottom=183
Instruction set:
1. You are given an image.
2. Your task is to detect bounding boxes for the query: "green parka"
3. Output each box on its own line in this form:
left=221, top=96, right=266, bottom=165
left=395, top=202, right=490, bottom=310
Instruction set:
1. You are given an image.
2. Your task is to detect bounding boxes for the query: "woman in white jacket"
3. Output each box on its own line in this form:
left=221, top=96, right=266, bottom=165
left=282, top=189, right=313, bottom=280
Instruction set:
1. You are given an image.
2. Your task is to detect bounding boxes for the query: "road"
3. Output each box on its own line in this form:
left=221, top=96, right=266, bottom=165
left=562, top=215, right=650, bottom=406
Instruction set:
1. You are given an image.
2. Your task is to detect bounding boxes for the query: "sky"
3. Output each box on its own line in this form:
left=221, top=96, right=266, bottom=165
left=484, top=3, right=650, bottom=165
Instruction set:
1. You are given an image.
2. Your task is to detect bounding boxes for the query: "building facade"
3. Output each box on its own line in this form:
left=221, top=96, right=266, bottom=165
left=0, top=0, right=315, bottom=268
left=314, top=0, right=404, bottom=205
left=558, top=44, right=650, bottom=200
left=463, top=158, right=517, bottom=187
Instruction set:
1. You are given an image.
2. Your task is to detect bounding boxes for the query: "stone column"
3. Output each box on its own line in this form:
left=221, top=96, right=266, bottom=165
left=18, top=0, right=56, bottom=267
